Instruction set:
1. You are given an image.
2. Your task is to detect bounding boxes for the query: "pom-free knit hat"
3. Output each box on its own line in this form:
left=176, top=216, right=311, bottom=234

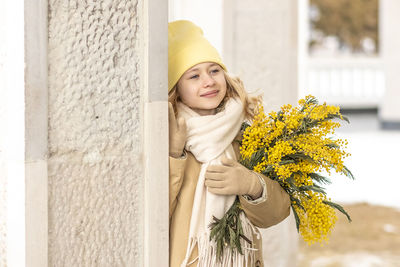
left=168, top=20, right=227, bottom=92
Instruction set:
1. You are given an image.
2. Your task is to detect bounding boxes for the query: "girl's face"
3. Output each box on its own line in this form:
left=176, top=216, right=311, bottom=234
left=177, top=62, right=227, bottom=116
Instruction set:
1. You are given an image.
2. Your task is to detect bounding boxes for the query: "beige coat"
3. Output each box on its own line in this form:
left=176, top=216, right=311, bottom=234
left=169, top=135, right=291, bottom=267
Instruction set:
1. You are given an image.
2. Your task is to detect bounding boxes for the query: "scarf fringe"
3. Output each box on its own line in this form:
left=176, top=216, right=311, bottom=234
left=177, top=98, right=255, bottom=266
left=181, top=213, right=258, bottom=267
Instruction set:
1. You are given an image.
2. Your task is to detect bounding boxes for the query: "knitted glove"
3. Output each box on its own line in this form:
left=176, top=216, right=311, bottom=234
left=205, top=156, right=263, bottom=199
left=168, top=102, right=187, bottom=158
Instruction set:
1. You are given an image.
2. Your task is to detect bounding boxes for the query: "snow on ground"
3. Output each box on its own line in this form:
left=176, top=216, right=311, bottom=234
left=307, top=252, right=400, bottom=267
left=324, top=112, right=400, bottom=209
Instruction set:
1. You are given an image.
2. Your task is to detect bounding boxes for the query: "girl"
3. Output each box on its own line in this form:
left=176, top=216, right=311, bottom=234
left=168, top=20, right=290, bottom=267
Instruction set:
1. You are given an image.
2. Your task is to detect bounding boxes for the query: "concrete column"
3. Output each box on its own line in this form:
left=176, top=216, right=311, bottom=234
left=223, top=0, right=298, bottom=111
left=143, top=0, right=169, bottom=266
left=25, top=0, right=49, bottom=266
left=1, top=0, right=168, bottom=266
left=0, top=1, right=48, bottom=266
left=379, top=0, right=400, bottom=128
left=47, top=0, right=168, bottom=266
left=223, top=1, right=299, bottom=266
left=298, top=0, right=310, bottom=99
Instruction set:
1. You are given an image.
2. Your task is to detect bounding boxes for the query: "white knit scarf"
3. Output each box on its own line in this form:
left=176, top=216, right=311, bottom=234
left=177, top=98, right=257, bottom=267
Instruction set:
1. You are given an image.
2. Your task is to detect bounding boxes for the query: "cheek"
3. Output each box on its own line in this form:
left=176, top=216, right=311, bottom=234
left=219, top=78, right=227, bottom=95
left=177, top=83, right=196, bottom=103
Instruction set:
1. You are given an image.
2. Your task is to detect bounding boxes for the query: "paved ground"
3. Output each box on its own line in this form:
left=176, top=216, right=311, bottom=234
left=298, top=203, right=400, bottom=267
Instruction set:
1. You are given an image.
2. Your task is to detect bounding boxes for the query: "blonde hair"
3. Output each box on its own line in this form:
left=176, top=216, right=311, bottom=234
left=168, top=70, right=262, bottom=121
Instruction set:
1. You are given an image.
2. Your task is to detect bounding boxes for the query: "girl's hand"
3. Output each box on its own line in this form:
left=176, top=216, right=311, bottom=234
left=205, top=156, right=263, bottom=199
left=168, top=102, right=187, bottom=158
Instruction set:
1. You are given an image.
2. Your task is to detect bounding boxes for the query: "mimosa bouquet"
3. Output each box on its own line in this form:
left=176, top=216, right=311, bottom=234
left=209, top=95, right=353, bottom=259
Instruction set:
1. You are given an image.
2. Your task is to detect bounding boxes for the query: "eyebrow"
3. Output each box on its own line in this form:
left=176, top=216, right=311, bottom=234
left=186, top=63, right=219, bottom=73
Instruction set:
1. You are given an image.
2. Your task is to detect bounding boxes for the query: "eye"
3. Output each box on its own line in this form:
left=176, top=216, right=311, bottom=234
left=210, top=69, right=220, bottom=74
left=189, top=74, right=199, bottom=79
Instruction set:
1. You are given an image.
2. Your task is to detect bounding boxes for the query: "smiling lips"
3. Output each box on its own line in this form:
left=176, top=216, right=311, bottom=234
left=200, top=90, right=219, bottom=97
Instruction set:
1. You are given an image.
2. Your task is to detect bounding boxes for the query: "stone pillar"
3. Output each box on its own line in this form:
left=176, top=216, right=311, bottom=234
left=25, top=1, right=49, bottom=266
left=47, top=0, right=168, bottom=266
left=379, top=0, right=400, bottom=128
left=223, top=0, right=299, bottom=111
left=0, top=1, right=48, bottom=266
left=223, top=1, right=299, bottom=266
left=143, top=0, right=169, bottom=265
left=1, top=0, right=168, bottom=266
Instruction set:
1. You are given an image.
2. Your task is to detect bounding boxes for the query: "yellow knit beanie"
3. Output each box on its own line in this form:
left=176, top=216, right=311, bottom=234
left=168, top=20, right=227, bottom=92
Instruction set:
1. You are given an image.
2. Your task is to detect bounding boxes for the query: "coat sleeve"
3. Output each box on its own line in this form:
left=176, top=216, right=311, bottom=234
left=239, top=174, right=291, bottom=228
left=169, top=153, right=187, bottom=220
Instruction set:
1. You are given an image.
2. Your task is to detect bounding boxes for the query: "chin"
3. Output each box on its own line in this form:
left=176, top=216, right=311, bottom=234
left=202, top=101, right=223, bottom=110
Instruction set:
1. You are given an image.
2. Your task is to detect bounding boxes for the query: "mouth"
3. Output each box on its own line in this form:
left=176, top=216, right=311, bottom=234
left=200, top=90, right=219, bottom=97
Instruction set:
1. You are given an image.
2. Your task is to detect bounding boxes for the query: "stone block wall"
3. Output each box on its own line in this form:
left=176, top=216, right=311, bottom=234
left=47, top=1, right=144, bottom=265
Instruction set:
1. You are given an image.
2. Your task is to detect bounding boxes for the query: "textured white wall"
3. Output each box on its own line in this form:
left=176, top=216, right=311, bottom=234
left=47, top=0, right=144, bottom=265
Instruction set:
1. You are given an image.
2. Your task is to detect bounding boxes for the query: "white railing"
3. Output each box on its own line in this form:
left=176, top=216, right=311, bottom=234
left=304, top=57, right=385, bottom=108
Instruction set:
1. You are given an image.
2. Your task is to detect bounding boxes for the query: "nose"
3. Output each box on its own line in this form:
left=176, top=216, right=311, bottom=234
left=202, top=73, right=215, bottom=87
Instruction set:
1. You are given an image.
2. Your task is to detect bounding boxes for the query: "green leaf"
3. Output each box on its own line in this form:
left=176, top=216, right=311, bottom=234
left=229, top=227, right=236, bottom=249
left=291, top=205, right=301, bottom=232
left=261, top=165, right=274, bottom=176
left=323, top=113, right=350, bottom=124
left=285, top=176, right=300, bottom=192
left=312, top=183, right=327, bottom=194
left=279, top=159, right=296, bottom=165
left=342, top=165, right=355, bottom=180
left=241, top=122, right=250, bottom=132
left=306, top=96, right=319, bottom=106
left=309, top=173, right=332, bottom=185
left=341, top=114, right=350, bottom=123
left=287, top=152, right=316, bottom=164
left=325, top=143, right=340, bottom=149
left=323, top=200, right=352, bottom=222
left=208, top=198, right=251, bottom=260
left=250, top=148, right=265, bottom=164
left=237, top=216, right=243, bottom=236
left=235, top=219, right=244, bottom=254
left=286, top=152, right=313, bottom=161
left=277, top=110, right=283, bottom=121
left=290, top=196, right=305, bottom=211
left=298, top=185, right=327, bottom=195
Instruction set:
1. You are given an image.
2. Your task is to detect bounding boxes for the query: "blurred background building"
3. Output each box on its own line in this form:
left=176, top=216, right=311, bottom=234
left=169, top=0, right=400, bottom=122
